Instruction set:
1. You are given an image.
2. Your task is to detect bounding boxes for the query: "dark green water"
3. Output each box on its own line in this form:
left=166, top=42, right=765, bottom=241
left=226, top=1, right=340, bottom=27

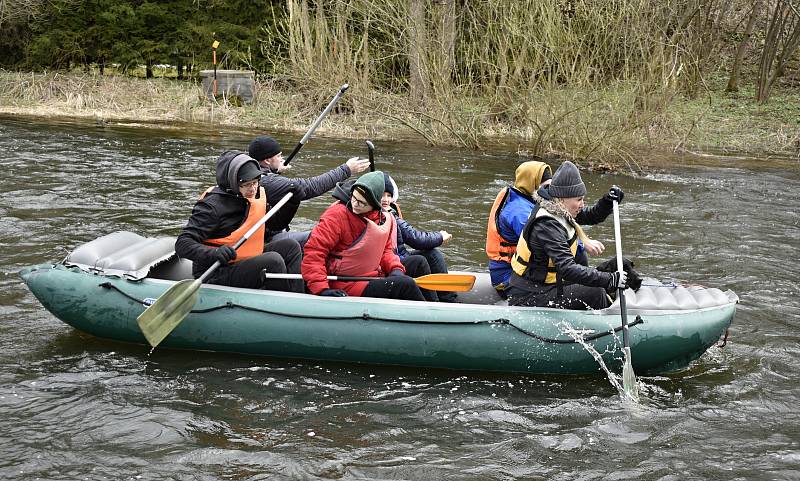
left=1, top=115, right=798, bottom=480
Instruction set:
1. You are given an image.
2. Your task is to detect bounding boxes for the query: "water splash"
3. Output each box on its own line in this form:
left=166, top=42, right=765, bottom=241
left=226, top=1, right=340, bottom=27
left=558, top=321, right=639, bottom=403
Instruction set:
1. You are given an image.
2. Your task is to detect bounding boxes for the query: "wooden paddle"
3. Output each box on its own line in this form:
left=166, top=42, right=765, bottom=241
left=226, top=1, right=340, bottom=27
left=283, top=83, right=349, bottom=166
left=263, top=272, right=476, bottom=292
left=613, top=198, right=639, bottom=401
left=137, top=192, right=295, bottom=348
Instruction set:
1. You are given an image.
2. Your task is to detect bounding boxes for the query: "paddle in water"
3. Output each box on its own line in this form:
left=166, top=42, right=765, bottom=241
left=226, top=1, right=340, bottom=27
left=613, top=198, right=639, bottom=402
left=137, top=192, right=295, bottom=348
left=262, top=272, right=476, bottom=292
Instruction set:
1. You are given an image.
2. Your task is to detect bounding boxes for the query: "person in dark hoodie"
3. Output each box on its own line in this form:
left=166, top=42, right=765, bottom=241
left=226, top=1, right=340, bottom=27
left=301, top=171, right=425, bottom=301
left=379, top=173, right=457, bottom=302
left=506, top=161, right=626, bottom=310
left=175, top=151, right=303, bottom=292
left=248, top=135, right=371, bottom=246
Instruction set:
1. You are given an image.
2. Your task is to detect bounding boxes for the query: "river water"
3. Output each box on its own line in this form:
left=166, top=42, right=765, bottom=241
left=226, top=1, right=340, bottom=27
left=1, top=115, right=798, bottom=480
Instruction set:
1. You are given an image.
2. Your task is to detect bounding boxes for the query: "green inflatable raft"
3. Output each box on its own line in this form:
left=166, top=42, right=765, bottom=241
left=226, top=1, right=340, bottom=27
left=20, top=231, right=737, bottom=375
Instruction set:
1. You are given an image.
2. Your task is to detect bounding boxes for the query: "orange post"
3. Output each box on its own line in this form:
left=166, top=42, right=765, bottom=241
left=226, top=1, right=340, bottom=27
left=211, top=39, right=220, bottom=97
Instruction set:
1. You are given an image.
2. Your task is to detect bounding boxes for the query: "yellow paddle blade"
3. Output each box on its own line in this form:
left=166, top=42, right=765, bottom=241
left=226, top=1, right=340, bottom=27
left=413, top=273, right=475, bottom=292
left=136, top=278, right=201, bottom=348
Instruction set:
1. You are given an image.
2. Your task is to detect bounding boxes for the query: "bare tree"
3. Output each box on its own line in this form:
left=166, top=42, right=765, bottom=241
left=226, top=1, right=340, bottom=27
left=756, top=0, right=800, bottom=103
left=727, top=0, right=762, bottom=93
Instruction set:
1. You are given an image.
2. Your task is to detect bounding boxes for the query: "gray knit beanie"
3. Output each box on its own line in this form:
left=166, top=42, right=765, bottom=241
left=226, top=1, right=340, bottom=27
left=548, top=161, right=587, bottom=198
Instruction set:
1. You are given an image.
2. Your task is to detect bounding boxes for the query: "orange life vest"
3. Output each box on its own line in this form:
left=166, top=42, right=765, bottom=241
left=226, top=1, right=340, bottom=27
left=485, top=187, right=517, bottom=261
left=201, top=186, right=268, bottom=263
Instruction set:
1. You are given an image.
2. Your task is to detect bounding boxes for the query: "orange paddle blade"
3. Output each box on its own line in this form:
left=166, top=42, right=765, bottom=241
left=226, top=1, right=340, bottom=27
left=413, top=273, right=475, bottom=292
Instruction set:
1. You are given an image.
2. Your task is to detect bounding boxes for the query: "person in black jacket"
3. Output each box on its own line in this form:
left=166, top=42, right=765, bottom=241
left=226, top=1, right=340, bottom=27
left=248, top=135, right=371, bottom=246
left=380, top=174, right=457, bottom=302
left=175, top=151, right=303, bottom=292
left=506, top=161, right=627, bottom=310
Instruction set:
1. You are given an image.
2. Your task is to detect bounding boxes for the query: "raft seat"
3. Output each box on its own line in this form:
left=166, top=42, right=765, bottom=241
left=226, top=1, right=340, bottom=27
left=65, top=231, right=186, bottom=281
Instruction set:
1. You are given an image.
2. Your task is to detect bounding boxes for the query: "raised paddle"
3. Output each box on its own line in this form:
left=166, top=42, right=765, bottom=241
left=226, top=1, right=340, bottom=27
left=137, top=192, right=295, bottom=348
left=283, top=83, right=349, bottom=166
left=613, top=198, right=639, bottom=401
left=366, top=140, right=375, bottom=172
left=262, top=272, right=476, bottom=292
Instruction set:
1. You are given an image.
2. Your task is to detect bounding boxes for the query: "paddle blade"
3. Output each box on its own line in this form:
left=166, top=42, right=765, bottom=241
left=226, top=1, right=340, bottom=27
left=414, top=273, right=476, bottom=292
left=622, top=346, right=639, bottom=402
left=136, top=279, right=201, bottom=348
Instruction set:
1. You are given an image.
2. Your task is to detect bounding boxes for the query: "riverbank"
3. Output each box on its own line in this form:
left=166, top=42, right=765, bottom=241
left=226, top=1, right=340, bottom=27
left=1, top=70, right=798, bottom=170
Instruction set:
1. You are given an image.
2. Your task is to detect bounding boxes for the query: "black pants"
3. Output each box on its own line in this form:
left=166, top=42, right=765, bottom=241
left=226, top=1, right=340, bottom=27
left=361, top=275, right=425, bottom=301
left=402, top=255, right=437, bottom=302
left=506, top=283, right=610, bottom=310
left=208, top=238, right=303, bottom=293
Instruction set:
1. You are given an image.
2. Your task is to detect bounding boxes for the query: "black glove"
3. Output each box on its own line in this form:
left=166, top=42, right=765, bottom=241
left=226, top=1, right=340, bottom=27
left=320, top=288, right=348, bottom=297
left=388, top=269, right=405, bottom=277
left=213, top=245, right=237, bottom=264
left=605, top=185, right=625, bottom=203
left=607, top=271, right=628, bottom=291
left=595, top=256, right=642, bottom=292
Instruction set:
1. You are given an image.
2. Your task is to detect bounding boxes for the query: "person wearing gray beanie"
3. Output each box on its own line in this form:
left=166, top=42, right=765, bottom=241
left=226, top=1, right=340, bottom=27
left=548, top=161, right=587, bottom=199
left=505, top=161, right=630, bottom=310
left=245, top=134, right=371, bottom=247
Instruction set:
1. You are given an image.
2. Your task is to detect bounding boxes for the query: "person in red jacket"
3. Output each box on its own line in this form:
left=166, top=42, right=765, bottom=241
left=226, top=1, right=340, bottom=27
left=302, top=171, right=426, bottom=300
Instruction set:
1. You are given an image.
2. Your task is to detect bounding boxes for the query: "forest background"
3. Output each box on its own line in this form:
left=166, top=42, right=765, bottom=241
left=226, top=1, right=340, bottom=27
left=1, top=0, right=799, bottom=170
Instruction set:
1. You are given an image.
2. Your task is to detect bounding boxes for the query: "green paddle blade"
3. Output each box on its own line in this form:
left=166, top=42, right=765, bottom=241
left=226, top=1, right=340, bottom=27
left=136, top=278, right=201, bottom=348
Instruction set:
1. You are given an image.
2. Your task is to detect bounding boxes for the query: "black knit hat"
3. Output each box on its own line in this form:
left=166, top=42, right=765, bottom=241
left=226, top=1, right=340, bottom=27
left=248, top=136, right=282, bottom=161
left=548, top=161, right=587, bottom=198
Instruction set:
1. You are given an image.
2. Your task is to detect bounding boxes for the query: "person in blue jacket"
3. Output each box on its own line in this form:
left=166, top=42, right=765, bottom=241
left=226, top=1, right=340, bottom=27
left=486, top=161, right=605, bottom=298
left=380, top=174, right=457, bottom=302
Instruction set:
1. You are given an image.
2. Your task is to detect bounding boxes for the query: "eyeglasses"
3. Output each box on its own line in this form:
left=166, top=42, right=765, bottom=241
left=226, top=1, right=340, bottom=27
left=239, top=179, right=259, bottom=190
left=351, top=194, right=371, bottom=208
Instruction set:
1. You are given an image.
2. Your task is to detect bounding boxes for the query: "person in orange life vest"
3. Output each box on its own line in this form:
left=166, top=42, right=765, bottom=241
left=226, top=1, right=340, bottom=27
left=380, top=173, right=456, bottom=302
left=506, top=161, right=626, bottom=310
left=486, top=161, right=605, bottom=298
left=248, top=135, right=371, bottom=247
left=302, top=170, right=426, bottom=301
left=175, top=151, right=303, bottom=292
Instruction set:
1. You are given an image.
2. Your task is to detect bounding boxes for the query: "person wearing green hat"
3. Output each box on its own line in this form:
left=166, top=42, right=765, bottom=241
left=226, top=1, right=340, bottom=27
left=301, top=171, right=426, bottom=301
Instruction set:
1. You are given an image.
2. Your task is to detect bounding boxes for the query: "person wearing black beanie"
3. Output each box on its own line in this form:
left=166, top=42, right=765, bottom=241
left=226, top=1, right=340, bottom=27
left=247, top=134, right=372, bottom=247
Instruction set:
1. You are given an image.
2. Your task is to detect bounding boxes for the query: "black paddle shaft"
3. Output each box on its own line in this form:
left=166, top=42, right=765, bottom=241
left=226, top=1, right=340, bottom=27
left=366, top=140, right=375, bottom=172
left=284, top=83, right=349, bottom=166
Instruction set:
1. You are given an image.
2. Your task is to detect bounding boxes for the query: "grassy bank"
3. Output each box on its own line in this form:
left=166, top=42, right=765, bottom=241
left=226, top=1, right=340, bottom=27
left=1, top=70, right=798, bottom=170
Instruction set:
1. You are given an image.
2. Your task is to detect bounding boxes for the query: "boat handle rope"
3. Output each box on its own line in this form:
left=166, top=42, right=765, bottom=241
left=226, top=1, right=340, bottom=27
left=100, top=282, right=644, bottom=344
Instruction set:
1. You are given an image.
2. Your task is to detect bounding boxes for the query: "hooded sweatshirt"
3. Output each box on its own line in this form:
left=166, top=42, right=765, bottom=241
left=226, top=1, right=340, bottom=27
left=175, top=150, right=300, bottom=277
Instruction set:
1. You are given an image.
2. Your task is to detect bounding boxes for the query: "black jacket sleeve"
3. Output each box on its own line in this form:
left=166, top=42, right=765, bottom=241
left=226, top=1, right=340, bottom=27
left=294, top=164, right=351, bottom=200
left=261, top=174, right=304, bottom=232
left=175, top=200, right=222, bottom=269
left=575, top=195, right=613, bottom=225
left=534, top=218, right=613, bottom=288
